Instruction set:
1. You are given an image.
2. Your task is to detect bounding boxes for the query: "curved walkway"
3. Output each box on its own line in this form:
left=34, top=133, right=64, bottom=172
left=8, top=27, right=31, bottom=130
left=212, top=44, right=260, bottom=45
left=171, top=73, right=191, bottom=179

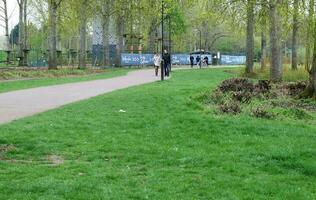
left=0, top=69, right=161, bottom=125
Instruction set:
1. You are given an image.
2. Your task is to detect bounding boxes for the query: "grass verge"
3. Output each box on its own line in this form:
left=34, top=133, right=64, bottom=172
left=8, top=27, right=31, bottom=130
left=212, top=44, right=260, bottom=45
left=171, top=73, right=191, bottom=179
left=0, top=68, right=130, bottom=93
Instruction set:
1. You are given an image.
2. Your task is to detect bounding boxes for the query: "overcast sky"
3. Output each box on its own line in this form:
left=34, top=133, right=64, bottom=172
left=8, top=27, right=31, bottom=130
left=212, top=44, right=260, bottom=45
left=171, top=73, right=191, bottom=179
left=0, top=1, right=19, bottom=35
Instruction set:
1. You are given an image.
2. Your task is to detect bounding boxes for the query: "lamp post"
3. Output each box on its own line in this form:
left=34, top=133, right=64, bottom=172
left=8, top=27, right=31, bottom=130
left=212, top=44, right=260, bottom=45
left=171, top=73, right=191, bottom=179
left=168, top=15, right=172, bottom=72
left=195, top=29, right=202, bottom=69
left=161, top=0, right=165, bottom=81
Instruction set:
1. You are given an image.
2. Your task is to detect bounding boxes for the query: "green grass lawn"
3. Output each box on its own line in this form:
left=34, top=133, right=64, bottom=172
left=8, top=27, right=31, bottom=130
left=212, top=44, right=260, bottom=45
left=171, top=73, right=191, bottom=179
left=0, top=69, right=129, bottom=93
left=0, top=68, right=315, bottom=199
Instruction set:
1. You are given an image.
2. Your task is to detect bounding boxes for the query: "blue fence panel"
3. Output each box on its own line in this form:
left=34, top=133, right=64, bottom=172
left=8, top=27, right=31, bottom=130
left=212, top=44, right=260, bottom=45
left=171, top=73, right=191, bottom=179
left=172, top=54, right=190, bottom=65
left=172, top=54, right=212, bottom=65
left=121, top=53, right=244, bottom=66
left=140, top=54, right=154, bottom=65
left=121, top=53, right=154, bottom=66
left=221, top=55, right=246, bottom=65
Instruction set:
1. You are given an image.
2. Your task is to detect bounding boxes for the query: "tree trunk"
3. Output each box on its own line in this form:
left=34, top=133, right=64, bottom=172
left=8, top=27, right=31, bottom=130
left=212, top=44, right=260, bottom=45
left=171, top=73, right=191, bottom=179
left=102, top=3, right=110, bottom=66
left=18, top=0, right=25, bottom=66
left=246, top=0, right=255, bottom=74
left=269, top=0, right=283, bottom=82
left=310, top=38, right=316, bottom=96
left=102, top=18, right=110, bottom=66
left=23, top=0, right=28, bottom=66
left=292, top=0, right=299, bottom=70
left=261, top=29, right=267, bottom=70
left=305, top=0, right=314, bottom=71
left=78, top=1, right=87, bottom=69
left=303, top=5, right=316, bottom=97
left=48, top=1, right=58, bottom=70
left=148, top=19, right=157, bottom=53
left=3, top=0, right=10, bottom=64
left=115, top=16, right=124, bottom=67
left=260, top=2, right=268, bottom=70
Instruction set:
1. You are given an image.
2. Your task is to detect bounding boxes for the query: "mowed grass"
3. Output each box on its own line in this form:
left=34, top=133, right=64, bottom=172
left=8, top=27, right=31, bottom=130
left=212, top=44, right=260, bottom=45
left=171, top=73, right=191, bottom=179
left=0, top=68, right=129, bottom=93
left=0, top=68, right=316, bottom=199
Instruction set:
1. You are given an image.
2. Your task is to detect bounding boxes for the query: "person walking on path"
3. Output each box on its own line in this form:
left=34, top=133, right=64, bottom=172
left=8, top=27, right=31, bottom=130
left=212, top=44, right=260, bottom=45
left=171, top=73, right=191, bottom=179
left=190, top=54, right=194, bottom=68
left=163, top=49, right=171, bottom=77
left=196, top=56, right=201, bottom=67
left=153, top=53, right=161, bottom=76
left=204, top=56, right=209, bottom=66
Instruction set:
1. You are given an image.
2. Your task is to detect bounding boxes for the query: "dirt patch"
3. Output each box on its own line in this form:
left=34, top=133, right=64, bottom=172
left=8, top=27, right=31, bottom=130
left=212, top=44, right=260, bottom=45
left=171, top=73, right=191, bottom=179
left=0, top=144, right=16, bottom=161
left=46, top=155, right=64, bottom=166
left=196, top=78, right=316, bottom=120
left=0, top=144, right=15, bottom=154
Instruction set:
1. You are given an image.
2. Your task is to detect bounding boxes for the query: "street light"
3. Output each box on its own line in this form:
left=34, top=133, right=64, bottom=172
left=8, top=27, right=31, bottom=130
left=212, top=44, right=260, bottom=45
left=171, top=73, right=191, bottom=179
left=195, top=29, right=202, bottom=69
left=161, top=0, right=165, bottom=81
left=196, top=29, right=202, bottom=69
left=168, top=15, right=172, bottom=72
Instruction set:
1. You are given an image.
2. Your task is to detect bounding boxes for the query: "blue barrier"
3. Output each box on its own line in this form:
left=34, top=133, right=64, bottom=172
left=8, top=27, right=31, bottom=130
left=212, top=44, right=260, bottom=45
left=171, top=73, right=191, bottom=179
left=121, top=53, right=154, bottom=66
left=220, top=55, right=246, bottom=65
left=172, top=54, right=213, bottom=65
left=121, top=53, right=245, bottom=66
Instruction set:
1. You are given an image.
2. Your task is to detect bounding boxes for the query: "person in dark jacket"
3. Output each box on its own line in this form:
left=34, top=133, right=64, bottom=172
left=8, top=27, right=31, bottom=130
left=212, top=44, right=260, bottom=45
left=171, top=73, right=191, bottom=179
left=163, top=49, right=171, bottom=77
left=190, top=54, right=194, bottom=68
left=204, top=56, right=209, bottom=66
left=196, top=56, right=201, bottom=67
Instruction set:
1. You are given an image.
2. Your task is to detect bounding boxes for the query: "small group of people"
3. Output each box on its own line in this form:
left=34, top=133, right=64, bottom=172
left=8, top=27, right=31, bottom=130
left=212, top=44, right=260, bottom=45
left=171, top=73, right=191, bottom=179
left=190, top=54, right=209, bottom=68
left=153, top=49, right=171, bottom=77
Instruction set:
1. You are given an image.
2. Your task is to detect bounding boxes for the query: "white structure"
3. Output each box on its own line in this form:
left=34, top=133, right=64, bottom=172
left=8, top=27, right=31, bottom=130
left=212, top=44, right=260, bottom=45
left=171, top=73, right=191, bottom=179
left=0, top=36, right=10, bottom=51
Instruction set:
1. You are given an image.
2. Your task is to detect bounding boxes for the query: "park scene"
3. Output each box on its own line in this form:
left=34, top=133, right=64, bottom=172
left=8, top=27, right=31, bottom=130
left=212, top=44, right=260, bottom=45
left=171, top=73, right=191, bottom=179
left=0, top=0, right=316, bottom=199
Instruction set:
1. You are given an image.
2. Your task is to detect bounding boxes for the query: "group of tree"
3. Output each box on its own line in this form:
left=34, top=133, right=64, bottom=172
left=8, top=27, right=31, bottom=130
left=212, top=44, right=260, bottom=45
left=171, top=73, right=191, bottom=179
left=240, top=0, right=316, bottom=97
left=2, top=0, right=316, bottom=97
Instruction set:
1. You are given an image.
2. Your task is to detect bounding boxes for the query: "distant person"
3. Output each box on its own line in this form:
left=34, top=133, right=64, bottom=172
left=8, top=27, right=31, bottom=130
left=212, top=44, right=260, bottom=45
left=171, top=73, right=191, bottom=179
left=204, top=56, right=209, bottom=66
left=153, top=53, right=161, bottom=76
left=190, top=54, right=194, bottom=68
left=163, top=49, right=171, bottom=77
left=196, top=56, right=201, bottom=67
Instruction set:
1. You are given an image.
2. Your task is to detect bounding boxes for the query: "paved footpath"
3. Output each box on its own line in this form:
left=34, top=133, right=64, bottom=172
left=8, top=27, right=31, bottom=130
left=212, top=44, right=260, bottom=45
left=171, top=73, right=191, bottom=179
left=0, top=69, right=161, bottom=125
